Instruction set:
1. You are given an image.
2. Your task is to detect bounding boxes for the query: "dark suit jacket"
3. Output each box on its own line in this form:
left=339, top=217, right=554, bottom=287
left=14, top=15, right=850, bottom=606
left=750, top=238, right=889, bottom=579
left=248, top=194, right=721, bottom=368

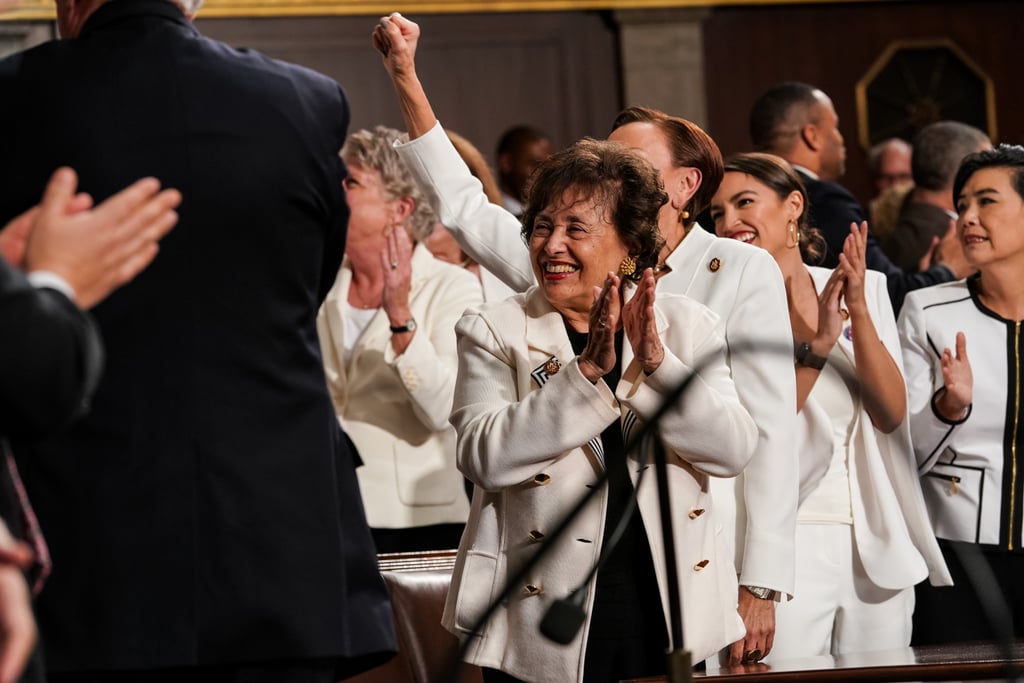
left=0, top=0, right=394, bottom=674
left=881, top=198, right=953, bottom=273
left=0, top=261, right=101, bottom=683
left=797, top=170, right=954, bottom=313
left=0, top=261, right=102, bottom=557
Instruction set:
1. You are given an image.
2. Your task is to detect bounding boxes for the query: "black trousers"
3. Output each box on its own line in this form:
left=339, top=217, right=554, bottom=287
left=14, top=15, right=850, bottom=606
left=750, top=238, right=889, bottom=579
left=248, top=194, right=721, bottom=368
left=912, top=541, right=1024, bottom=645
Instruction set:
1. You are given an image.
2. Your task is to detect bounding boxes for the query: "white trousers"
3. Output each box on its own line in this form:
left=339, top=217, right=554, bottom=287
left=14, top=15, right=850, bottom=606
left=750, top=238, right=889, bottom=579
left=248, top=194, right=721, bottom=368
left=767, top=523, right=914, bottom=660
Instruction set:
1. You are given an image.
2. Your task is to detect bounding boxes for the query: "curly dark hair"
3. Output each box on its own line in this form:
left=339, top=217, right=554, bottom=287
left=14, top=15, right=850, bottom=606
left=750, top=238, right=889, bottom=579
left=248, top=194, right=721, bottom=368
left=722, top=152, right=827, bottom=265
left=520, top=138, right=667, bottom=278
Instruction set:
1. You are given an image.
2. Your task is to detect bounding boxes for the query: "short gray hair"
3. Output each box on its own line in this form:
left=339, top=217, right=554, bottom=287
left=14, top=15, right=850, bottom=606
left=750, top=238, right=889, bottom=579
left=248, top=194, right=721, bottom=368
left=912, top=121, right=991, bottom=192
left=341, top=125, right=438, bottom=242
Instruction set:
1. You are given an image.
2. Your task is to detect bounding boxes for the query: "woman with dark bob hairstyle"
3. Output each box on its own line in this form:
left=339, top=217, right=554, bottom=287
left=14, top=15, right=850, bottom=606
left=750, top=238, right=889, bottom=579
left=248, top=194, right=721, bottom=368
left=710, top=152, right=949, bottom=660
left=899, top=144, right=1024, bottom=645
left=444, top=137, right=757, bottom=682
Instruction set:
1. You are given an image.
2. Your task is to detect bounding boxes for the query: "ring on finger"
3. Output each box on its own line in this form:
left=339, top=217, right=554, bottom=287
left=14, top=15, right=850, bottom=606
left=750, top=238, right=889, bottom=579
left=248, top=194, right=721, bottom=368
left=390, top=261, right=398, bottom=270
left=743, top=648, right=762, bottom=663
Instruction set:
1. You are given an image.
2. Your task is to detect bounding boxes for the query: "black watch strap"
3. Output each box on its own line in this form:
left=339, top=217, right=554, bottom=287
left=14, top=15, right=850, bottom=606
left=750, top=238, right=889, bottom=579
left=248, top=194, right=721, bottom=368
left=389, top=318, right=417, bottom=334
left=795, top=341, right=827, bottom=370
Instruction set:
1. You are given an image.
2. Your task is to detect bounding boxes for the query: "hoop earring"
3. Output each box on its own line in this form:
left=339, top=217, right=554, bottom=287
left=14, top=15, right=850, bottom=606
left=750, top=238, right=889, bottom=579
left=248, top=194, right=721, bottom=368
left=619, top=255, right=637, bottom=277
left=786, top=220, right=800, bottom=248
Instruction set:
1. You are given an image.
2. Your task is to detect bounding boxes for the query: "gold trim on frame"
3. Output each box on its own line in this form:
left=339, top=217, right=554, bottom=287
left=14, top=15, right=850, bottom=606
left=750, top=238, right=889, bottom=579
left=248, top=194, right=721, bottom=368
left=2, top=0, right=897, bottom=21
left=855, top=38, right=997, bottom=151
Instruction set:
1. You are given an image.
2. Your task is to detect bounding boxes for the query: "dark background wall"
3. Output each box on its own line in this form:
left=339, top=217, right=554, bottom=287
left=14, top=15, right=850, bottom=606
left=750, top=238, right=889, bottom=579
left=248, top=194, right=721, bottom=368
left=66, top=0, right=1007, bottom=210
left=702, top=0, right=1024, bottom=205
left=198, top=11, right=621, bottom=174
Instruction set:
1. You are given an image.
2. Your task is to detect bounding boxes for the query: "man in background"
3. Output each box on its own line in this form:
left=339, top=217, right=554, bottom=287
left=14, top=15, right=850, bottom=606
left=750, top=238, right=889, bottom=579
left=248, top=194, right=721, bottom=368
left=0, top=0, right=395, bottom=679
left=749, top=82, right=968, bottom=311
left=882, top=121, right=991, bottom=272
left=495, top=124, right=552, bottom=217
left=866, top=138, right=913, bottom=242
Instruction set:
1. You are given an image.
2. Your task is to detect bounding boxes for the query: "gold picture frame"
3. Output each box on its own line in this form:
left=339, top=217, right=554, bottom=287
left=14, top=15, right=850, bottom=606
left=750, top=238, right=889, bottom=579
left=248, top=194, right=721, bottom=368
left=855, top=38, right=997, bottom=151
left=2, top=0, right=896, bottom=21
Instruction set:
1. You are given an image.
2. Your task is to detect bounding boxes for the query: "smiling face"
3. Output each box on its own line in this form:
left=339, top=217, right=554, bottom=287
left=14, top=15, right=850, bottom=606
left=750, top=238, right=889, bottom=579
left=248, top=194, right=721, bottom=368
left=956, top=166, right=1024, bottom=271
left=709, top=171, right=802, bottom=261
left=528, top=188, right=631, bottom=325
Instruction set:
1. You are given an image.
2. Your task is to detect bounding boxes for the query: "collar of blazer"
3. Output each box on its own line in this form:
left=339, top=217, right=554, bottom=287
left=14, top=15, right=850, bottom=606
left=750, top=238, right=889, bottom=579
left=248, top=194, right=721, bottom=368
left=81, top=0, right=195, bottom=38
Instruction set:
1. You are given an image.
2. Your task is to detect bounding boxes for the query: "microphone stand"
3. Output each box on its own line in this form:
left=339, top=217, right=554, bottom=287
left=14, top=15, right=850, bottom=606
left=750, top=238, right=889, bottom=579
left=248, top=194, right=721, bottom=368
left=652, top=435, right=692, bottom=683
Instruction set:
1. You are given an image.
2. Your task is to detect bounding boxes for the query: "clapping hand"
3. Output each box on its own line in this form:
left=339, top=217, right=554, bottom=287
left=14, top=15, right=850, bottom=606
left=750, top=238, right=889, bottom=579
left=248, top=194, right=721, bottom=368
left=937, top=332, right=973, bottom=420
left=578, top=273, right=620, bottom=383
left=836, top=221, right=868, bottom=311
left=814, top=266, right=845, bottom=355
left=621, top=267, right=664, bottom=374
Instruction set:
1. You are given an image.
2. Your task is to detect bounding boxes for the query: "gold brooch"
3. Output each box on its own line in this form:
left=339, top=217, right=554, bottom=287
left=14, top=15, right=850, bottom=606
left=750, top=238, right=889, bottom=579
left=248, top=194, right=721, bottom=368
left=708, top=258, right=721, bottom=273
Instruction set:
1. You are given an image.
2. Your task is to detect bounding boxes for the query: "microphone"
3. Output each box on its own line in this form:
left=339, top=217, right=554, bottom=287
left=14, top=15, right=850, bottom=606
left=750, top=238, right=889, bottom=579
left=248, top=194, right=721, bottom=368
left=539, top=430, right=653, bottom=645
left=445, top=343, right=733, bottom=683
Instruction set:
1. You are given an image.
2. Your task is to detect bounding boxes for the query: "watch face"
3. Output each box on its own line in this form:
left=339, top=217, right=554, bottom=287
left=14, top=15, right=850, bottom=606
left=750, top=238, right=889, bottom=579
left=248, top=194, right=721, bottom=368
left=406, top=319, right=417, bottom=332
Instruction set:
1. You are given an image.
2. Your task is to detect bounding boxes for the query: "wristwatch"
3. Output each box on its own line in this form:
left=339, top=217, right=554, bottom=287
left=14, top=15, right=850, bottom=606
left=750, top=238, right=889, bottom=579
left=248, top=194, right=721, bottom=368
left=743, top=585, right=779, bottom=601
left=389, top=318, right=417, bottom=334
left=795, top=341, right=827, bottom=370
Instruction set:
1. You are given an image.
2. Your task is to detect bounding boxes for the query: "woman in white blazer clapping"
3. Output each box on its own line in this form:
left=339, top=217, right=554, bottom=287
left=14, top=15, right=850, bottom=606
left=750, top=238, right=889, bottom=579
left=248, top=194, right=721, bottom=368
left=445, top=139, right=757, bottom=683
left=709, top=153, right=950, bottom=659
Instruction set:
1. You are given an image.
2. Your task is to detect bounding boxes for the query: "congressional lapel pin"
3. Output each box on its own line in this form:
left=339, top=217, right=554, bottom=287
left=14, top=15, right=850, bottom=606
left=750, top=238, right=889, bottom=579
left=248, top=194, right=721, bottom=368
left=708, top=257, right=722, bottom=273
left=531, top=356, right=561, bottom=387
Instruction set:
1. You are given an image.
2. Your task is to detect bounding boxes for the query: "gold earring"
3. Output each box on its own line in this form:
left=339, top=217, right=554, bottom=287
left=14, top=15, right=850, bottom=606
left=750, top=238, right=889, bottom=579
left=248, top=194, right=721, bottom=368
left=619, top=255, right=637, bottom=276
left=681, top=210, right=691, bottom=221
left=786, top=220, right=799, bottom=248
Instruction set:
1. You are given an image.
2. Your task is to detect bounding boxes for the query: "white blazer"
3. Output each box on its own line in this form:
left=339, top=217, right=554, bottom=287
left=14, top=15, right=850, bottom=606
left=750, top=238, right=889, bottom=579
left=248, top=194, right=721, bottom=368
left=396, top=122, right=802, bottom=597
left=317, top=243, right=483, bottom=529
left=802, top=266, right=952, bottom=588
left=444, top=286, right=757, bottom=682
left=899, top=278, right=1020, bottom=550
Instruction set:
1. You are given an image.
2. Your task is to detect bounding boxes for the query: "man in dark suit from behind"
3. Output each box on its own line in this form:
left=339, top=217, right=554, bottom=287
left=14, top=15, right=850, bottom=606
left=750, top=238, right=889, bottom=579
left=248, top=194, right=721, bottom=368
left=749, top=82, right=969, bottom=312
left=0, top=0, right=395, bottom=680
left=0, top=167, right=180, bottom=683
left=882, top=121, right=991, bottom=272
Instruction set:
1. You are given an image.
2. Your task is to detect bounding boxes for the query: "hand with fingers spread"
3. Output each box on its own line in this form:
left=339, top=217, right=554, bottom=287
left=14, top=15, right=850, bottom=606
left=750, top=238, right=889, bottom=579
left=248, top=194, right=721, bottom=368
left=936, top=331, right=973, bottom=421
left=24, top=167, right=180, bottom=309
left=621, top=268, right=664, bottom=374
left=578, top=273, right=620, bottom=383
